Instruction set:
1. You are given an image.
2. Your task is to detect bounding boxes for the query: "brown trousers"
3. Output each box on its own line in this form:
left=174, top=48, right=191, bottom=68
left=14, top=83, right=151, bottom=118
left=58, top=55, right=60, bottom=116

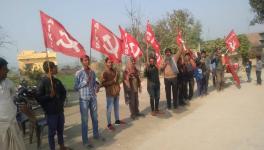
left=128, top=92, right=139, bottom=117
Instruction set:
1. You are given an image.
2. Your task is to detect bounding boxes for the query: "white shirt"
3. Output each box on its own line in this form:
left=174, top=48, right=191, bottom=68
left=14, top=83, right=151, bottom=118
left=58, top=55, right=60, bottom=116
left=0, top=78, right=16, bottom=122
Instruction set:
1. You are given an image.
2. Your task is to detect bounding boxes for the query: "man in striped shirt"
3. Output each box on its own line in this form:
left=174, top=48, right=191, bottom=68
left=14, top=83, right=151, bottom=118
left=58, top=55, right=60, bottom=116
left=74, top=55, right=103, bottom=148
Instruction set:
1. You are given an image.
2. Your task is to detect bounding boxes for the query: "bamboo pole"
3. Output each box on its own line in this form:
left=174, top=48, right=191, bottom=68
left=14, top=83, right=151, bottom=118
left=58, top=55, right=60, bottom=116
left=45, top=48, right=55, bottom=94
left=146, top=43, right=149, bottom=63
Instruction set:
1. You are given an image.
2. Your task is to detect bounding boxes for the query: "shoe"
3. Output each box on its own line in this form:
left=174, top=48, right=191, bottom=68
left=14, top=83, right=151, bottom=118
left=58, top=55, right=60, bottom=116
left=60, top=146, right=73, bottom=150
left=155, top=110, right=164, bottom=115
left=84, top=143, right=94, bottom=149
left=107, top=124, right=115, bottom=131
left=94, top=136, right=106, bottom=142
left=151, top=111, right=156, bottom=116
left=131, top=115, right=136, bottom=120
left=136, top=113, right=145, bottom=117
left=115, top=120, right=126, bottom=125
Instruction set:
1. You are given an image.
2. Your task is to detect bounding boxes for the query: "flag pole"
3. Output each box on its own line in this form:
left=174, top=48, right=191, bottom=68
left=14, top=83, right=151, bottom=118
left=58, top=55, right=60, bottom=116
left=45, top=48, right=55, bottom=94
left=146, top=43, right=149, bottom=63
left=90, top=47, right=92, bottom=62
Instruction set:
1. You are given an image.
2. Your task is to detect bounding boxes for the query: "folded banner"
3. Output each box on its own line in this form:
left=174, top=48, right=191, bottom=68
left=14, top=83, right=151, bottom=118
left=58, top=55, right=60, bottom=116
left=119, top=26, right=142, bottom=59
left=225, top=30, right=240, bottom=52
left=40, top=11, right=86, bottom=58
left=91, top=19, right=122, bottom=63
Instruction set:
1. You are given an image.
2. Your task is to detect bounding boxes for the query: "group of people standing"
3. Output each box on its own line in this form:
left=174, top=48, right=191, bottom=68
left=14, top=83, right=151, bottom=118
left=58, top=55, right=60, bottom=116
left=0, top=47, right=262, bottom=150
left=144, top=47, right=228, bottom=116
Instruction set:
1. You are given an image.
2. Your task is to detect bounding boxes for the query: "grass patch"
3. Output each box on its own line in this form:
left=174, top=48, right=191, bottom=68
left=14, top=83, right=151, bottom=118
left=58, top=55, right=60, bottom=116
left=56, top=74, right=75, bottom=91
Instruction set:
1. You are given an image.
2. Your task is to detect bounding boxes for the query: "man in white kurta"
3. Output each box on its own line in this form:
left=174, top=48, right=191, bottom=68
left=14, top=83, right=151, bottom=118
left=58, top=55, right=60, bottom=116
left=0, top=57, right=26, bottom=150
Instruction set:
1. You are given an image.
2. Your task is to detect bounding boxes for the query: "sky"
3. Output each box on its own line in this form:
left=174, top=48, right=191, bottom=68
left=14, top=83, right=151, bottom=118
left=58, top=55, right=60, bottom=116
left=0, top=0, right=263, bottom=68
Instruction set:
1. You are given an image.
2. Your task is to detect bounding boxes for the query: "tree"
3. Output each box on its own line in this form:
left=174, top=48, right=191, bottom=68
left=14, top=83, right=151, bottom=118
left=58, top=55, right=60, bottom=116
left=201, top=35, right=251, bottom=64
left=21, top=64, right=42, bottom=85
left=154, top=9, right=202, bottom=54
left=201, top=38, right=225, bottom=53
left=249, top=0, right=264, bottom=25
left=125, top=0, right=147, bottom=69
left=237, top=34, right=250, bottom=63
left=0, top=26, right=12, bottom=47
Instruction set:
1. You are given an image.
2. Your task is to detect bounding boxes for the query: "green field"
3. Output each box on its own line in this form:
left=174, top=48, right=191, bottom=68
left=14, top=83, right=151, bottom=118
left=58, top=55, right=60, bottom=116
left=56, top=74, right=75, bottom=91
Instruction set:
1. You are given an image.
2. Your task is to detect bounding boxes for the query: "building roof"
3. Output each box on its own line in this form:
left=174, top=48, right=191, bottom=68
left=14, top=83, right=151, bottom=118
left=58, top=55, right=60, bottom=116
left=17, top=50, right=56, bottom=60
left=246, top=32, right=264, bottom=48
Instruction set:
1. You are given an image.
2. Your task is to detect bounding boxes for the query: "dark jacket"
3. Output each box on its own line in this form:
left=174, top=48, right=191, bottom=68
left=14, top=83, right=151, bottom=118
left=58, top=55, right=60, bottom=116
left=144, top=65, right=160, bottom=86
left=36, top=76, right=66, bottom=115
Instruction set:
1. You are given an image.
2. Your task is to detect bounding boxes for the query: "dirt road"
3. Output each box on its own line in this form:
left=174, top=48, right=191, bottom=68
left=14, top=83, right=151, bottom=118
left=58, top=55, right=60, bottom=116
left=26, top=73, right=264, bottom=150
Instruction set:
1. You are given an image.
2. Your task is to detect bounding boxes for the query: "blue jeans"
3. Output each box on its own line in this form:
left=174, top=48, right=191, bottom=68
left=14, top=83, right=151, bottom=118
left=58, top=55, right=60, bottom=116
left=147, top=82, right=160, bottom=111
left=47, top=113, right=65, bottom=150
left=246, top=71, right=251, bottom=81
left=196, top=79, right=203, bottom=96
left=79, top=97, right=99, bottom=145
left=106, top=96, right=120, bottom=125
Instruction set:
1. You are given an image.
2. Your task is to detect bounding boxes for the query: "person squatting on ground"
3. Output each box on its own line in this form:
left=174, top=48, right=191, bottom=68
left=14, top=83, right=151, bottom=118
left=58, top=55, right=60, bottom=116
left=123, top=58, right=145, bottom=120
left=144, top=56, right=160, bottom=116
left=101, top=57, right=126, bottom=131
left=160, top=48, right=182, bottom=109
left=255, top=55, right=262, bottom=85
left=74, top=55, right=104, bottom=149
left=36, top=61, right=70, bottom=150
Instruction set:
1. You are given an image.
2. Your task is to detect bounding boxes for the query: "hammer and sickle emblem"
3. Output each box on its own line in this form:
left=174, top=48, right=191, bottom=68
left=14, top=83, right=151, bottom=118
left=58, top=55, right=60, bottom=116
left=146, top=31, right=152, bottom=41
left=102, top=34, right=119, bottom=58
left=229, top=40, right=236, bottom=51
left=129, top=43, right=140, bottom=57
left=56, top=30, right=80, bottom=52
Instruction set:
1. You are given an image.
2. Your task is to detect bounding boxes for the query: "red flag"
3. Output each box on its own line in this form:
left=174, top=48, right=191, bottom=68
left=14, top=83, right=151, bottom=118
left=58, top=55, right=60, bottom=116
left=155, top=52, right=162, bottom=67
left=225, top=30, right=240, bottom=52
left=40, top=11, right=86, bottom=58
left=119, top=26, right=142, bottom=59
left=145, top=21, right=160, bottom=52
left=145, top=21, right=162, bottom=66
left=91, top=19, right=122, bottom=63
left=176, top=30, right=187, bottom=51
